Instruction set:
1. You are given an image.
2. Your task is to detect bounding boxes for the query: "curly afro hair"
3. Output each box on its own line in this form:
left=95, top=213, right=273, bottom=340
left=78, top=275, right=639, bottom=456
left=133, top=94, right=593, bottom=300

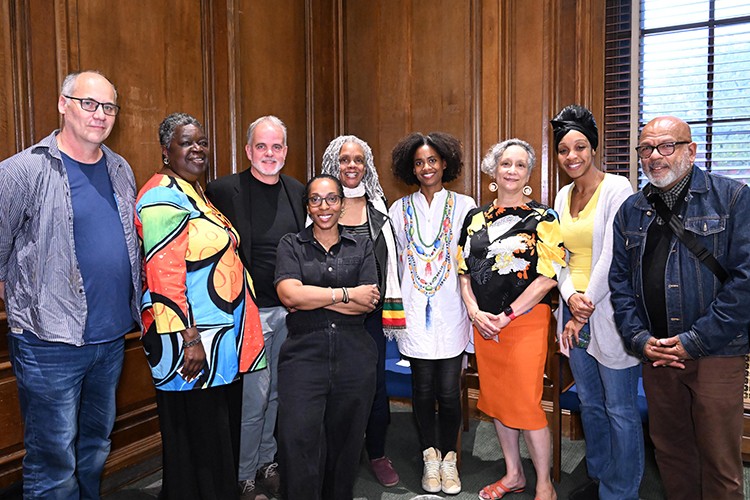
left=391, top=132, right=463, bottom=186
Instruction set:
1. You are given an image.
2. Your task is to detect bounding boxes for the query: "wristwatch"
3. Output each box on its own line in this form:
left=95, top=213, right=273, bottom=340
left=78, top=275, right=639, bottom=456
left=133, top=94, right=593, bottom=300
left=503, top=305, right=517, bottom=321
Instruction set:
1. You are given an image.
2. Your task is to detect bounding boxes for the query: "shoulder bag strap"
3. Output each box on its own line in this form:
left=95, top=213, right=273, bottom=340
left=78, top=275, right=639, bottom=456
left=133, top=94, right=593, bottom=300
left=646, top=192, right=729, bottom=283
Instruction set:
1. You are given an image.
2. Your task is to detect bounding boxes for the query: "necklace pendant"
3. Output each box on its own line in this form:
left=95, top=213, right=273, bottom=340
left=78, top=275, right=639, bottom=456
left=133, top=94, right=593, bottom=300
left=425, top=261, right=432, bottom=276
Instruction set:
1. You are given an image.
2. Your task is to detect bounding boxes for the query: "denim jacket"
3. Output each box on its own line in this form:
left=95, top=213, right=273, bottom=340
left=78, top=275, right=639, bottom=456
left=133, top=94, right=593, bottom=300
left=609, top=166, right=750, bottom=360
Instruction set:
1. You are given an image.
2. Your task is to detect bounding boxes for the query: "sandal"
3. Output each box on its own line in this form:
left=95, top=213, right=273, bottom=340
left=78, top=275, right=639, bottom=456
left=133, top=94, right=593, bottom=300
left=478, top=479, right=525, bottom=499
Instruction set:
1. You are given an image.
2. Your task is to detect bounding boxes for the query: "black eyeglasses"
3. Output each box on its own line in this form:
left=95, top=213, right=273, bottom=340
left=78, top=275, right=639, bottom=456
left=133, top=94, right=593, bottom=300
left=635, top=141, right=689, bottom=159
left=307, top=194, right=343, bottom=207
left=64, top=95, right=121, bottom=116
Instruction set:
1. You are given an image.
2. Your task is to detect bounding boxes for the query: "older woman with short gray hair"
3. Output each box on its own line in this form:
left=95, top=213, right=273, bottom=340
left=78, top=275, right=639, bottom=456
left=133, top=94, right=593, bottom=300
left=458, top=138, right=566, bottom=500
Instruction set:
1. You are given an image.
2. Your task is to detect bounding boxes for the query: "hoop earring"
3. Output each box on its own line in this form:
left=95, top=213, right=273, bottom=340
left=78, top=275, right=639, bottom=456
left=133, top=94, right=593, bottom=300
left=523, top=185, right=533, bottom=196
left=162, top=156, right=169, bottom=165
left=488, top=182, right=498, bottom=193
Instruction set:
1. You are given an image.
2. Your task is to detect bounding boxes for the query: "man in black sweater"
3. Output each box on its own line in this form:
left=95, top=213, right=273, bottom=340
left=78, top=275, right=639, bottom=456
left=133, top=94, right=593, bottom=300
left=206, top=115, right=306, bottom=500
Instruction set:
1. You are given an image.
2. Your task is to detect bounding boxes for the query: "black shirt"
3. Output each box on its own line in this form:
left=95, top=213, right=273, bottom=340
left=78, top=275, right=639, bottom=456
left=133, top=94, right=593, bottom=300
left=248, top=173, right=299, bottom=307
left=274, top=225, right=377, bottom=334
left=643, top=176, right=692, bottom=338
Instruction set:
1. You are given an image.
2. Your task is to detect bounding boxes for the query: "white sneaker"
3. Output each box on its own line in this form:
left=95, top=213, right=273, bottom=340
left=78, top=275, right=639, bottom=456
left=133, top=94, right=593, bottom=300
left=440, top=451, right=461, bottom=494
left=421, top=447, right=442, bottom=493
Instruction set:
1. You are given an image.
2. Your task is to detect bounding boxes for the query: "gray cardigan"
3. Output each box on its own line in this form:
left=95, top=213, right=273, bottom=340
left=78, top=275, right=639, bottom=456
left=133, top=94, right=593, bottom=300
left=554, top=173, right=640, bottom=369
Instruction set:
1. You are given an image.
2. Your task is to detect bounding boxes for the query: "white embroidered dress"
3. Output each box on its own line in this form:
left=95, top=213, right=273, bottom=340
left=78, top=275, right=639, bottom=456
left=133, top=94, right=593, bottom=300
left=389, top=188, right=476, bottom=359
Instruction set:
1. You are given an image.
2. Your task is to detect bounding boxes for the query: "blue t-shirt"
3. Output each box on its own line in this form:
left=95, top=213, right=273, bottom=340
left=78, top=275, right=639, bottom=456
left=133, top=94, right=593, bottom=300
left=62, top=152, right=134, bottom=343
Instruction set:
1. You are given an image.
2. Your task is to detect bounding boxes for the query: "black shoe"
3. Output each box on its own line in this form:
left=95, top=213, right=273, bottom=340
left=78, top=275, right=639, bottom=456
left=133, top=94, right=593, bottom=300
left=256, top=462, right=281, bottom=498
left=569, top=478, right=599, bottom=500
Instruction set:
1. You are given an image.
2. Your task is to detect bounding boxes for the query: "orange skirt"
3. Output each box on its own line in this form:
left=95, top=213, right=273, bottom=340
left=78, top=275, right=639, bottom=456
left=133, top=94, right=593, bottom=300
left=474, top=303, right=550, bottom=430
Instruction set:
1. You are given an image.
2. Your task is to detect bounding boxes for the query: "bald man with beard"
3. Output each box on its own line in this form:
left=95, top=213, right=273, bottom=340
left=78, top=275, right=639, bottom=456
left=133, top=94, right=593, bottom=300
left=609, top=116, right=750, bottom=499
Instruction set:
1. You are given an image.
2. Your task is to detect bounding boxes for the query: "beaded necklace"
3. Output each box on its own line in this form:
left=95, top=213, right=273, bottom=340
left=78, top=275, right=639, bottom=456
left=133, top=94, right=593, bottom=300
left=401, top=191, right=456, bottom=328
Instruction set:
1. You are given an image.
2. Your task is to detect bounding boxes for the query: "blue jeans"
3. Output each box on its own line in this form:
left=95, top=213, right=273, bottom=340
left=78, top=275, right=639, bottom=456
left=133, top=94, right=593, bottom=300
left=238, top=306, right=288, bottom=480
left=563, top=304, right=644, bottom=500
left=8, top=331, right=125, bottom=500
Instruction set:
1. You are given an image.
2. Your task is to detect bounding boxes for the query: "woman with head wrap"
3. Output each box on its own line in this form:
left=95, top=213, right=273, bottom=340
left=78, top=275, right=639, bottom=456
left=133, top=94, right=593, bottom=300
left=457, top=139, right=566, bottom=500
left=320, top=135, right=405, bottom=487
left=551, top=104, right=642, bottom=500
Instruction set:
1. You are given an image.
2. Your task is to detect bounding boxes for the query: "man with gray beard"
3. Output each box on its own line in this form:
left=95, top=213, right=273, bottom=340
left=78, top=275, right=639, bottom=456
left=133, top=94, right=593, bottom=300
left=206, top=115, right=306, bottom=500
left=609, top=116, right=750, bottom=499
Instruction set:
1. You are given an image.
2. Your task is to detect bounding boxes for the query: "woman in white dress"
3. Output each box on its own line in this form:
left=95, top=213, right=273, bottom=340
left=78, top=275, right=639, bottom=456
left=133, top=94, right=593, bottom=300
left=388, top=132, right=476, bottom=496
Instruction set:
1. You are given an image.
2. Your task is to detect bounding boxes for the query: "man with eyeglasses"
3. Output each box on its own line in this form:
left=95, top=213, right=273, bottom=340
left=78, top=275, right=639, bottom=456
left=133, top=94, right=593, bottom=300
left=609, top=116, right=750, bottom=499
left=0, top=70, right=140, bottom=498
left=205, top=115, right=305, bottom=500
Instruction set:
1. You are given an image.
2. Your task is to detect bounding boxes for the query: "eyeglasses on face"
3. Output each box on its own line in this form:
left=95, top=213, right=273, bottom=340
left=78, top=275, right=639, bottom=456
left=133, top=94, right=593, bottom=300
left=635, top=141, right=689, bottom=159
left=307, top=194, right=343, bottom=207
left=64, top=95, right=120, bottom=116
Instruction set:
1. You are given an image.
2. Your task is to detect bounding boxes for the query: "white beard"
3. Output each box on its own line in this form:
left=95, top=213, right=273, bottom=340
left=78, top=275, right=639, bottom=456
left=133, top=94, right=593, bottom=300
left=644, top=150, right=692, bottom=188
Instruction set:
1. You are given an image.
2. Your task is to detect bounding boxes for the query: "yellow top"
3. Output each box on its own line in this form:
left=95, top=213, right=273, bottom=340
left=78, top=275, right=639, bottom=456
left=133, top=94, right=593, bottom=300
left=560, top=182, right=602, bottom=292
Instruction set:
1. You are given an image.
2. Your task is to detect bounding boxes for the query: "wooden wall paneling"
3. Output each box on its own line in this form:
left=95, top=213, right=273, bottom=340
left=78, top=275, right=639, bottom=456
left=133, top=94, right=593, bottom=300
left=502, top=0, right=554, bottom=206
left=202, top=0, right=231, bottom=181
left=107, top=334, right=160, bottom=464
left=549, top=0, right=576, bottom=197
left=25, top=0, right=62, bottom=140
left=341, top=0, right=407, bottom=202
left=236, top=0, right=308, bottom=183
left=479, top=0, right=509, bottom=206
left=0, top=362, right=23, bottom=487
left=0, top=0, right=24, bottom=159
left=343, top=0, right=477, bottom=204
left=66, top=0, right=208, bottom=188
left=548, top=0, right=607, bottom=205
left=469, top=0, right=482, bottom=201
left=409, top=0, right=474, bottom=201
left=305, top=0, right=340, bottom=176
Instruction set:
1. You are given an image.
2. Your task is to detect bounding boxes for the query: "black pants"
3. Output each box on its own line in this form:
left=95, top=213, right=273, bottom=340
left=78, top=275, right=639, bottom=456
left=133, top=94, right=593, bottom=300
left=156, top=381, right=242, bottom=500
left=364, top=309, right=390, bottom=459
left=408, top=353, right=463, bottom=455
left=278, top=325, right=377, bottom=500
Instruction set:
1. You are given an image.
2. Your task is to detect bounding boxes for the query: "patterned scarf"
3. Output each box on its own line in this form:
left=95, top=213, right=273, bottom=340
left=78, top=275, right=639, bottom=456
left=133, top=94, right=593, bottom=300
left=370, top=196, right=406, bottom=338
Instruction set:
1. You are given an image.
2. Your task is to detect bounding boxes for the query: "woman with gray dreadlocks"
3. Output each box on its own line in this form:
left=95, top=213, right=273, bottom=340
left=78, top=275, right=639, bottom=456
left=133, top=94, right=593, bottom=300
left=320, top=135, right=405, bottom=487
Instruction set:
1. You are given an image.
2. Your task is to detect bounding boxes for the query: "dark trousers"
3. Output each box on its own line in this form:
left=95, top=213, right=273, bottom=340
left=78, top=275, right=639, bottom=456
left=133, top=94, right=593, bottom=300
left=364, top=310, right=391, bottom=459
left=642, top=356, right=745, bottom=500
left=408, top=353, right=463, bottom=455
left=278, top=325, right=377, bottom=500
left=156, top=381, right=242, bottom=500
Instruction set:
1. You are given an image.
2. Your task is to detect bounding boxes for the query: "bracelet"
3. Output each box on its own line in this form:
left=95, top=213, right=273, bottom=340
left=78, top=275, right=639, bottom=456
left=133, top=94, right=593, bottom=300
left=342, top=287, right=350, bottom=304
left=330, top=287, right=337, bottom=305
left=182, top=335, right=202, bottom=349
left=470, top=310, right=479, bottom=323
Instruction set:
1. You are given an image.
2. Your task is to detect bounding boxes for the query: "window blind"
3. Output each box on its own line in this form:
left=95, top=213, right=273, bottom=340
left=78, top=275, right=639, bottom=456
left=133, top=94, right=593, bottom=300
left=604, top=0, right=635, bottom=176
left=604, top=0, right=750, bottom=184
